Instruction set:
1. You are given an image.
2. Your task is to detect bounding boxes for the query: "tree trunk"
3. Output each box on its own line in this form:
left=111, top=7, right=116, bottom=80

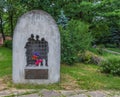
left=0, top=14, right=5, bottom=41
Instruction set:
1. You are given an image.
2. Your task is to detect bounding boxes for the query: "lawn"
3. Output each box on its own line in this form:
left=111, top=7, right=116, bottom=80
left=61, top=64, right=120, bottom=90
left=0, top=47, right=12, bottom=77
left=0, top=47, right=120, bottom=90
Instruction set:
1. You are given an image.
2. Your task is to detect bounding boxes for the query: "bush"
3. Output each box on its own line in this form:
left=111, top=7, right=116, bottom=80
left=80, top=50, right=103, bottom=65
left=105, top=43, right=116, bottom=48
left=60, top=20, right=93, bottom=65
left=4, top=40, right=12, bottom=49
left=100, top=55, right=120, bottom=76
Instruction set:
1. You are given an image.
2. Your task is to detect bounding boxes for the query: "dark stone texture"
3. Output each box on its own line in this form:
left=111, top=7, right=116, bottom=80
left=25, top=69, right=48, bottom=79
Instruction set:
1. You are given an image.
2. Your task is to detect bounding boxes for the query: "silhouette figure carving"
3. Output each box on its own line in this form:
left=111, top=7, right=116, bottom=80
left=25, top=34, right=49, bottom=67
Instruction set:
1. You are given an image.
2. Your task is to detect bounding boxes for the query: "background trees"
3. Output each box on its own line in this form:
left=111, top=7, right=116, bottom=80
left=0, top=0, right=120, bottom=64
left=0, top=0, right=6, bottom=41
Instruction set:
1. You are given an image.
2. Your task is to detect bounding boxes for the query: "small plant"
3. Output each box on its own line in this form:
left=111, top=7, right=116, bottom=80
left=100, top=55, right=120, bottom=76
left=4, top=40, right=12, bottom=49
left=80, top=50, right=103, bottom=65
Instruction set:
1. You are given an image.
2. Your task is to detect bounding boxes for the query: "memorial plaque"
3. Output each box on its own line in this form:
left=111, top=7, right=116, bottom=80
left=25, top=69, right=48, bottom=79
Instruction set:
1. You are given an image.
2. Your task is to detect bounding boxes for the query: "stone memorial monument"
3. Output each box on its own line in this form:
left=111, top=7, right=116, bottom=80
left=13, top=10, right=60, bottom=84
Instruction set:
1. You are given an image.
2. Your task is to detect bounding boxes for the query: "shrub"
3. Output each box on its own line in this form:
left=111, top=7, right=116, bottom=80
left=80, top=50, right=103, bottom=65
left=60, top=20, right=93, bottom=65
left=4, top=40, right=12, bottom=49
left=105, top=43, right=116, bottom=48
left=100, top=55, right=120, bottom=76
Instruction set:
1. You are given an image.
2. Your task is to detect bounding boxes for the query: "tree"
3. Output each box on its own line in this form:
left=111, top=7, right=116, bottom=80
left=57, top=9, right=69, bottom=28
left=0, top=0, right=119, bottom=48
left=6, top=0, right=22, bottom=36
left=0, top=0, right=6, bottom=41
left=60, top=20, right=93, bottom=65
left=79, top=0, right=120, bottom=46
left=2, top=0, right=27, bottom=36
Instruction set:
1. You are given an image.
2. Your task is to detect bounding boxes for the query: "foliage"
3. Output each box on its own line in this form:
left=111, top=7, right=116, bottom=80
left=0, top=0, right=6, bottom=41
left=105, top=43, right=116, bottom=48
left=100, top=54, right=120, bottom=76
left=0, top=0, right=120, bottom=65
left=90, top=23, right=110, bottom=45
left=57, top=9, right=69, bottom=28
left=4, top=40, right=12, bottom=49
left=80, top=50, right=103, bottom=65
left=60, top=20, right=93, bottom=65
left=0, top=0, right=120, bottom=48
left=110, top=27, right=120, bottom=47
left=91, top=0, right=120, bottom=45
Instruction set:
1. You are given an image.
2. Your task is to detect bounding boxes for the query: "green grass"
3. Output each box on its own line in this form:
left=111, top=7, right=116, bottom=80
left=100, top=51, right=120, bottom=76
left=0, top=47, right=12, bottom=77
left=102, top=50, right=120, bottom=62
left=0, top=47, right=120, bottom=90
left=61, top=64, right=120, bottom=90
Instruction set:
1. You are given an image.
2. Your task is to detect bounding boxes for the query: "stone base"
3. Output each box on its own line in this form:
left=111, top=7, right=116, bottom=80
left=25, top=69, right=48, bottom=79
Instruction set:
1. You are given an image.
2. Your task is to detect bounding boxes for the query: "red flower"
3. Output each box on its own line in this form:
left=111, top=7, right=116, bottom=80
left=32, top=55, right=38, bottom=60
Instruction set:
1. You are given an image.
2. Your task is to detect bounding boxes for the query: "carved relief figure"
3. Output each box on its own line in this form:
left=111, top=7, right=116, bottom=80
left=25, top=34, right=49, bottom=67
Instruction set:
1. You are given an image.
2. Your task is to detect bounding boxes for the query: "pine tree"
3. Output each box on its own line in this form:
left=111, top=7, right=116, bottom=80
left=57, top=9, right=69, bottom=28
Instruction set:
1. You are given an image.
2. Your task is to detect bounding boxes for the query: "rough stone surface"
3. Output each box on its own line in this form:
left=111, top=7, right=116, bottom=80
left=69, top=94, right=87, bottom=97
left=87, top=91, right=106, bottom=97
left=0, top=89, right=34, bottom=97
left=59, top=90, right=77, bottom=96
left=0, top=89, right=120, bottom=97
left=13, top=10, right=60, bottom=84
left=19, top=94, right=39, bottom=97
left=39, top=90, right=61, bottom=97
